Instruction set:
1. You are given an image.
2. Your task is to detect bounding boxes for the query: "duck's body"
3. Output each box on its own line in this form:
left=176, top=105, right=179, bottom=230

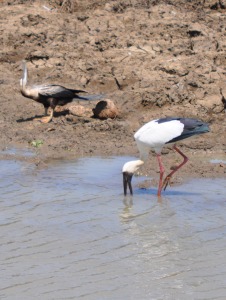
left=122, top=117, right=210, bottom=197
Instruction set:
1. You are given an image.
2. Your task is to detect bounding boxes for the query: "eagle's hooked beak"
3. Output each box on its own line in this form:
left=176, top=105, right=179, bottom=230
left=123, top=172, right=133, bottom=196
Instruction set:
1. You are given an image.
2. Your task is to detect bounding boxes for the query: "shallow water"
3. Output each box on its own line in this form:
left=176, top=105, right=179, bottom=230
left=0, top=157, right=226, bottom=300
left=210, top=158, right=226, bottom=164
left=0, top=146, right=35, bottom=157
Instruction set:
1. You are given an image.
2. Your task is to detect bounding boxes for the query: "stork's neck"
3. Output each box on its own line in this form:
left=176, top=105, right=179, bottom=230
left=136, top=141, right=149, bottom=162
left=135, top=159, right=145, bottom=168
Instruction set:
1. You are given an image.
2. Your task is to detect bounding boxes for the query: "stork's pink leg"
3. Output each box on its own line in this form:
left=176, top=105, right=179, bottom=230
left=156, top=154, right=165, bottom=196
left=162, top=145, right=188, bottom=191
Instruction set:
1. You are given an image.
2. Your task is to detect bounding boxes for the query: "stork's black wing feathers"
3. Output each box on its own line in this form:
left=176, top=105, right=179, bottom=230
left=156, top=117, right=210, bottom=144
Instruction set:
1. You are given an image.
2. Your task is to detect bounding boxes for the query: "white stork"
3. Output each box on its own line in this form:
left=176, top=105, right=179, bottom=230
left=122, top=117, right=210, bottom=197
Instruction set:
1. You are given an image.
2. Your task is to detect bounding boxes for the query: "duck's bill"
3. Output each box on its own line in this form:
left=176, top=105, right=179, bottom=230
left=123, top=172, right=133, bottom=196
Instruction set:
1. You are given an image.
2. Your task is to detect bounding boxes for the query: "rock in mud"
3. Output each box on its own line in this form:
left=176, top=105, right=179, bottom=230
left=92, top=99, right=119, bottom=120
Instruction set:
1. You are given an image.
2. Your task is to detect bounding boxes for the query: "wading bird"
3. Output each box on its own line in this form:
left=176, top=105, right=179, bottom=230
left=122, top=117, right=210, bottom=197
left=20, top=60, right=90, bottom=123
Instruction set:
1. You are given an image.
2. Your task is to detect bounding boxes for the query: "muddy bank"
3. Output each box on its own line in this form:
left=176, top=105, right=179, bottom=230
left=0, top=0, right=225, bottom=183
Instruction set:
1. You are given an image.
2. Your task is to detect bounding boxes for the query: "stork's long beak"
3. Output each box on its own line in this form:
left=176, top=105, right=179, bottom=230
left=123, top=172, right=133, bottom=196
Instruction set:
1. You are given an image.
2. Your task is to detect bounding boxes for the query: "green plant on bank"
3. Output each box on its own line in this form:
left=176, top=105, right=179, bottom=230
left=30, top=140, right=44, bottom=148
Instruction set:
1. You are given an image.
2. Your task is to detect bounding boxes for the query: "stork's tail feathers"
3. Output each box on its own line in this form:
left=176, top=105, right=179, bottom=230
left=196, top=122, right=210, bottom=134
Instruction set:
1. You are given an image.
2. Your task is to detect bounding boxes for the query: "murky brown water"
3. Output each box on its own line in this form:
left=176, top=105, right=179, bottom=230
left=0, top=157, right=226, bottom=300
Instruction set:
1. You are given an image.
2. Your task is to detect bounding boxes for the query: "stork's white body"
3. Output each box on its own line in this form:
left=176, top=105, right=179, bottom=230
left=134, top=119, right=184, bottom=157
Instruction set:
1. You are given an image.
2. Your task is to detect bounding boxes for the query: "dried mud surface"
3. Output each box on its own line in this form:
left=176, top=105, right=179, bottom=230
left=0, top=0, right=226, bottom=184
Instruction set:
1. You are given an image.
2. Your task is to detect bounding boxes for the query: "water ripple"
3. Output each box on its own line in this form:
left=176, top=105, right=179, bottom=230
left=0, top=157, right=226, bottom=299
